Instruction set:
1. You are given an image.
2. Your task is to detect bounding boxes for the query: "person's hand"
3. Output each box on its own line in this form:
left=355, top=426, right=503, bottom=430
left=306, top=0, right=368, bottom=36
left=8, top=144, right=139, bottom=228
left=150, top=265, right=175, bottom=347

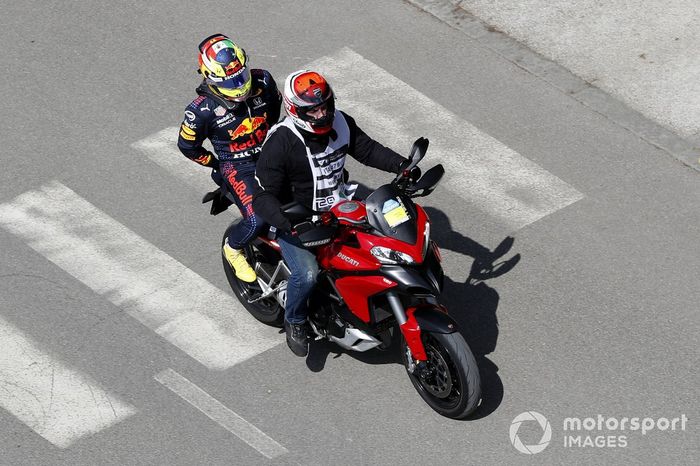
left=407, top=165, right=421, bottom=182
left=195, top=152, right=219, bottom=170
left=201, top=187, right=232, bottom=215
left=398, top=160, right=421, bottom=182
left=292, top=221, right=314, bottom=236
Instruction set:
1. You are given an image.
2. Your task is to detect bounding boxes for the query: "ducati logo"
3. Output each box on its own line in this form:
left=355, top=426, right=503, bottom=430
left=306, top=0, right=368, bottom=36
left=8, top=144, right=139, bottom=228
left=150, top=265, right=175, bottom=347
left=337, top=252, right=359, bottom=267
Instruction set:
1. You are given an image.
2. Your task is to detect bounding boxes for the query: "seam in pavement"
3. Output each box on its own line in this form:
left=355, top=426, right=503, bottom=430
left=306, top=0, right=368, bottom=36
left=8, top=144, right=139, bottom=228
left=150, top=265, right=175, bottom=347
left=405, top=0, right=700, bottom=172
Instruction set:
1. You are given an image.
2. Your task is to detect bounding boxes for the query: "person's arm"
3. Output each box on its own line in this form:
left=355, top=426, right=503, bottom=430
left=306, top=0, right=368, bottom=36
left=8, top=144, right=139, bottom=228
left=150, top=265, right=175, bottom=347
left=344, top=111, right=406, bottom=173
left=176, top=100, right=219, bottom=169
left=262, top=70, right=283, bottom=124
left=252, top=126, right=293, bottom=232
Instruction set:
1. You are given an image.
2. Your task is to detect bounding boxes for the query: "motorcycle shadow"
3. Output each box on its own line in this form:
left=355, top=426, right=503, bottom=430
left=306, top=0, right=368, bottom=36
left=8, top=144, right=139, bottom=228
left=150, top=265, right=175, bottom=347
left=305, top=203, right=519, bottom=420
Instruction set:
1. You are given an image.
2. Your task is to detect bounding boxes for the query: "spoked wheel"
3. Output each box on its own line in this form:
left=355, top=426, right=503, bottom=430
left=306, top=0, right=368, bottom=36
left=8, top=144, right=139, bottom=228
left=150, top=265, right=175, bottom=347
left=221, top=227, right=284, bottom=327
left=402, top=331, right=481, bottom=419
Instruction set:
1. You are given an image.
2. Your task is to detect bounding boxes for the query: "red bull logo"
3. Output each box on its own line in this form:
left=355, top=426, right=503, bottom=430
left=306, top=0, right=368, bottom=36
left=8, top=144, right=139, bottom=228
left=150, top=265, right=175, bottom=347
left=226, top=167, right=253, bottom=206
left=228, top=113, right=268, bottom=140
left=224, top=60, right=243, bottom=76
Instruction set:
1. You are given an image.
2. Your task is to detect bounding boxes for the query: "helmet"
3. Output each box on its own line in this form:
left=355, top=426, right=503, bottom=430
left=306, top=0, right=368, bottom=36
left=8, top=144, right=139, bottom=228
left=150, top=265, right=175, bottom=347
left=283, top=70, right=335, bottom=134
left=198, top=34, right=252, bottom=101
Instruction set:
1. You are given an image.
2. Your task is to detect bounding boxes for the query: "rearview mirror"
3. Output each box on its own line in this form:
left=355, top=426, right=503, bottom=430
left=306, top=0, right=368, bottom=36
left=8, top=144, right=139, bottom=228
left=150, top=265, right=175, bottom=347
left=405, top=137, right=429, bottom=172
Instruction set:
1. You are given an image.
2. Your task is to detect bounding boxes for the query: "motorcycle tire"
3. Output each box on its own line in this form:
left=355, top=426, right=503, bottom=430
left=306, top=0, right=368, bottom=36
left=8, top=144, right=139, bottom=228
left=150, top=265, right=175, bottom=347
left=402, top=331, right=481, bottom=419
left=221, top=225, right=284, bottom=327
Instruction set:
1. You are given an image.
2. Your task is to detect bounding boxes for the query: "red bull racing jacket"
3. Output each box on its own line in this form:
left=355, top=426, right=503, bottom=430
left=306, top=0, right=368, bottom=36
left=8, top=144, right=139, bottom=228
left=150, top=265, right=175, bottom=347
left=177, top=69, right=282, bottom=167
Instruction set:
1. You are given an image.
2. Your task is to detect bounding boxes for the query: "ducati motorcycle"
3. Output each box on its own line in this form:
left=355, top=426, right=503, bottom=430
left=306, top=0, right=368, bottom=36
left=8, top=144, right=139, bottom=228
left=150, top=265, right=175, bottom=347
left=222, top=138, right=481, bottom=419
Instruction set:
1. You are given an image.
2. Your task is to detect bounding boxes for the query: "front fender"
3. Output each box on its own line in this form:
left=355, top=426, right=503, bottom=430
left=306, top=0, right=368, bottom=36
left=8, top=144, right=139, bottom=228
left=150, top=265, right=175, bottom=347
left=401, top=304, right=459, bottom=362
left=411, top=305, right=458, bottom=334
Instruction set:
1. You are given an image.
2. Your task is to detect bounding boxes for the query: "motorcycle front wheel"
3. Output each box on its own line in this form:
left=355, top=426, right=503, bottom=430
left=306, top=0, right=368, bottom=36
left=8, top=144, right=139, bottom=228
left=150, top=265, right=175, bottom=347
left=221, top=226, right=284, bottom=327
left=402, top=331, right=481, bottom=419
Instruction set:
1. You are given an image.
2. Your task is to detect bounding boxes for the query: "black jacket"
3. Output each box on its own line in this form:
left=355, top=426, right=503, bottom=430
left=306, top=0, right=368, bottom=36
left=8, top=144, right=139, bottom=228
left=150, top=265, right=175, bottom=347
left=253, top=111, right=406, bottom=231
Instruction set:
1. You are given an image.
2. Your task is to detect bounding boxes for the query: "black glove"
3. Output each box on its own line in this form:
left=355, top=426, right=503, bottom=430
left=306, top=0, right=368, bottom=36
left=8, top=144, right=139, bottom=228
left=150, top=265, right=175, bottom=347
left=206, top=154, right=220, bottom=171
left=398, top=160, right=422, bottom=183
left=293, top=221, right=315, bottom=236
left=194, top=151, right=219, bottom=170
left=210, top=168, right=223, bottom=186
left=202, top=187, right=233, bottom=215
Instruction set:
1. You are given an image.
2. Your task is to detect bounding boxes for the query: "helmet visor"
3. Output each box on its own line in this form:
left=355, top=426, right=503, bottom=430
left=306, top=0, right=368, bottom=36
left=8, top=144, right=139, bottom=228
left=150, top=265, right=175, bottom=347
left=206, top=66, right=251, bottom=90
left=298, top=99, right=335, bottom=122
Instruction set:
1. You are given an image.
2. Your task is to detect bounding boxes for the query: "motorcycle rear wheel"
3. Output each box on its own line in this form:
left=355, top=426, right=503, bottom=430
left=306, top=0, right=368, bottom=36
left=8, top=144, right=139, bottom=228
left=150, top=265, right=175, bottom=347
left=221, top=226, right=284, bottom=327
left=402, top=331, right=481, bottom=419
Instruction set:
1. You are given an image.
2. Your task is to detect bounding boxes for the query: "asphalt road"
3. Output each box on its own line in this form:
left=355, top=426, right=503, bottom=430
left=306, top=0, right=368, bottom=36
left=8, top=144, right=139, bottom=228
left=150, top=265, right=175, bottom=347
left=0, top=1, right=697, bottom=465
left=454, top=0, right=700, bottom=143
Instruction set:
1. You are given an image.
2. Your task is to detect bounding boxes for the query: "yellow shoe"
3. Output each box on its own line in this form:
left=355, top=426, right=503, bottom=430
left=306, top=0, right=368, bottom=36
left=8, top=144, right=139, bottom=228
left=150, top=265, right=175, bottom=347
left=223, top=240, right=257, bottom=283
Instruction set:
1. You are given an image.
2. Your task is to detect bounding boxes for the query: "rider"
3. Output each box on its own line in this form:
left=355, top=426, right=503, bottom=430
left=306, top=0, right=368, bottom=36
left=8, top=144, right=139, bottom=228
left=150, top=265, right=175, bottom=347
left=177, top=34, right=281, bottom=283
left=253, top=70, right=419, bottom=356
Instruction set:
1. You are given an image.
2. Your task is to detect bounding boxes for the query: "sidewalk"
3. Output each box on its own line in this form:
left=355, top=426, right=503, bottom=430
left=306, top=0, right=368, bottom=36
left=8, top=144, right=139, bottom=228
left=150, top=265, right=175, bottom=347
left=408, top=0, right=700, bottom=170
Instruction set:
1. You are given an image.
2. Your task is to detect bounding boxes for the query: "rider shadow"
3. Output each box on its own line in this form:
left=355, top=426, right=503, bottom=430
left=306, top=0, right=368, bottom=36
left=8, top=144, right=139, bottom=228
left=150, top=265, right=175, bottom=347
left=425, top=206, right=520, bottom=419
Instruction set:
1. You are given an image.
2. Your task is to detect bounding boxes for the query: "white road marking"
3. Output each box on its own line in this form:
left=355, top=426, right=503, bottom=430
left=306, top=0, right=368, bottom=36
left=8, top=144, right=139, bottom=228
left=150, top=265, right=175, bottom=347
left=155, top=368, right=288, bottom=459
left=0, top=182, right=280, bottom=370
left=309, top=47, right=584, bottom=230
left=131, top=128, right=216, bottom=195
left=0, top=315, right=136, bottom=448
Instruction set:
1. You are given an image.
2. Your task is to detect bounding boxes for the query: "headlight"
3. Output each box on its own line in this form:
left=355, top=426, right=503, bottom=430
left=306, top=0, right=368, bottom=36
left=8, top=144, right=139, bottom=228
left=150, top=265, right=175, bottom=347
left=370, top=246, right=415, bottom=265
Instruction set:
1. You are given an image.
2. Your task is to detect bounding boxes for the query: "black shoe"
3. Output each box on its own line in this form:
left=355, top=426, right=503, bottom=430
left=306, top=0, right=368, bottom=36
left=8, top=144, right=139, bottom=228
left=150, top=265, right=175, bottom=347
left=285, top=321, right=308, bottom=357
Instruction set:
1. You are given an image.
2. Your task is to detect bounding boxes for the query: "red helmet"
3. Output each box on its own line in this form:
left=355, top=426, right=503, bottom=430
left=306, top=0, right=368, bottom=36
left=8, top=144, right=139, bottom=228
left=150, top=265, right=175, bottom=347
left=283, top=70, right=335, bottom=134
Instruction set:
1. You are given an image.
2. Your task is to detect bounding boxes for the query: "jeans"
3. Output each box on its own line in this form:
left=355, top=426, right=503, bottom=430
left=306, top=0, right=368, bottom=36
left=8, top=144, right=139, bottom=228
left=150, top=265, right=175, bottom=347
left=218, top=161, right=265, bottom=249
left=277, top=232, right=319, bottom=324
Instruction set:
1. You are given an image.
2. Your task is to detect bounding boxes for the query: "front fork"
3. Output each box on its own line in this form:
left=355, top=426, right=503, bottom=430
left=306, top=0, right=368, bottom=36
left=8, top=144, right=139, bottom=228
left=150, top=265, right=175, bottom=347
left=387, top=292, right=428, bottom=363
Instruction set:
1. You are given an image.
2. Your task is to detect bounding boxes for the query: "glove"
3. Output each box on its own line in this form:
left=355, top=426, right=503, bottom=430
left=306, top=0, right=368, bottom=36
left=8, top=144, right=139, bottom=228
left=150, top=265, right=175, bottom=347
left=398, top=160, right=422, bottom=183
left=202, top=187, right=233, bottom=215
left=210, top=168, right=223, bottom=186
left=408, top=166, right=421, bottom=183
left=293, top=221, right=315, bottom=236
left=194, top=151, right=219, bottom=170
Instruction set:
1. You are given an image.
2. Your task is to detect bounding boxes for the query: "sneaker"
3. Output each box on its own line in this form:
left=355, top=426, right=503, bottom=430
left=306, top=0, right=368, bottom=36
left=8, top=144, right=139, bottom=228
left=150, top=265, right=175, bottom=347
left=223, top=239, right=257, bottom=283
left=284, top=321, right=308, bottom=357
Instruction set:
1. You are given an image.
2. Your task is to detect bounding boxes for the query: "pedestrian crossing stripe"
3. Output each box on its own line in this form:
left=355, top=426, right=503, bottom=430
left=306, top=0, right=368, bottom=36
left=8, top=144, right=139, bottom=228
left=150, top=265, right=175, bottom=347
left=0, top=182, right=281, bottom=372
left=309, top=47, right=584, bottom=231
left=0, top=315, right=136, bottom=448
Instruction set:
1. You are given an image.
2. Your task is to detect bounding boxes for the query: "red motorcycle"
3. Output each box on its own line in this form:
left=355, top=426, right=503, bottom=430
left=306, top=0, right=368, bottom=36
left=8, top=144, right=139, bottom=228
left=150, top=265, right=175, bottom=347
left=222, top=138, right=481, bottom=419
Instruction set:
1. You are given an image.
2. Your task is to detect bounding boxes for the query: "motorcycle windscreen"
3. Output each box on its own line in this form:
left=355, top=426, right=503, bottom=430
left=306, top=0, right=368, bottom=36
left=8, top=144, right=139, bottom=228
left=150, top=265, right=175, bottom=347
left=365, top=184, right=418, bottom=244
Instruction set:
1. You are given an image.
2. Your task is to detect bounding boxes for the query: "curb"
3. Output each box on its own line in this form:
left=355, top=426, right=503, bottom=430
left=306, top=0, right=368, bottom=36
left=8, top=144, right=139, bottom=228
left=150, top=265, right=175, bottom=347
left=405, top=0, right=700, bottom=172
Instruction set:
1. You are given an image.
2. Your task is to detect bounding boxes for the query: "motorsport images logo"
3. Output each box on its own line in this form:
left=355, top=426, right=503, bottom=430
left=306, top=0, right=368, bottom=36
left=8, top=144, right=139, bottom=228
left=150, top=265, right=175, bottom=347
left=510, top=411, right=552, bottom=454
left=509, top=411, right=688, bottom=453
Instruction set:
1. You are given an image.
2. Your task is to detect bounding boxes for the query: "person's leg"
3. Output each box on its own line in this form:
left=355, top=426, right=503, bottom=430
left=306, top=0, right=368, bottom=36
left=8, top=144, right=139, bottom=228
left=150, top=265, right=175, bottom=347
left=277, top=232, right=318, bottom=356
left=277, top=232, right=319, bottom=324
left=220, top=162, right=265, bottom=282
